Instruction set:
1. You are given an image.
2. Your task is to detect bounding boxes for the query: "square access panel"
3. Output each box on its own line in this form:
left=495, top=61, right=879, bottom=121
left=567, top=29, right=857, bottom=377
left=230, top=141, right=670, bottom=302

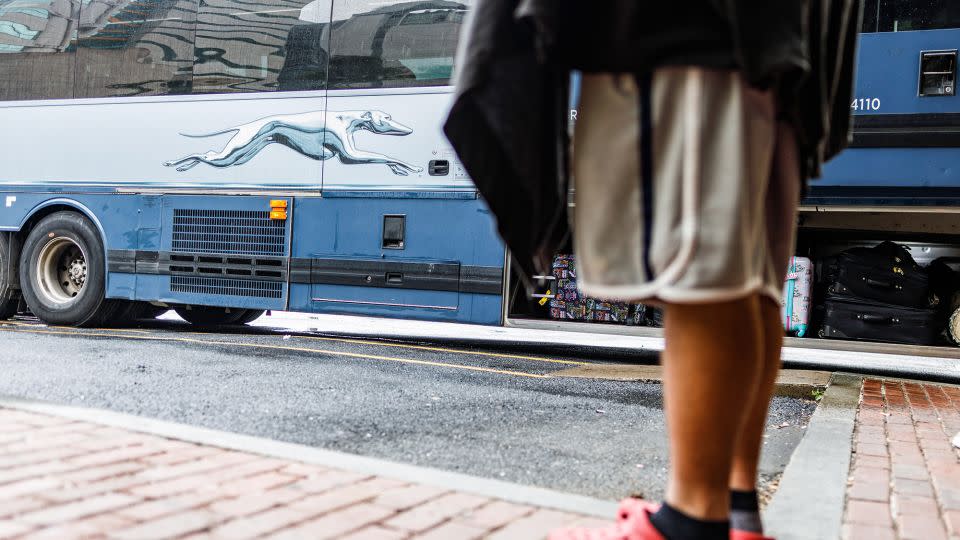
left=919, top=50, right=957, bottom=97
left=382, top=215, right=405, bottom=249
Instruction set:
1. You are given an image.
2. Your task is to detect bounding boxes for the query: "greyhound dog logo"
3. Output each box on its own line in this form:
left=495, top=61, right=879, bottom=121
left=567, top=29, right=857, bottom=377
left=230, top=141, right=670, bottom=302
left=163, top=110, right=423, bottom=176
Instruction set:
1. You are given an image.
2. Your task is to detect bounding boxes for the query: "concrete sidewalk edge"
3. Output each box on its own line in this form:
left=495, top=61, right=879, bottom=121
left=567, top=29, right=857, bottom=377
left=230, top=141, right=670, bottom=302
left=764, top=372, right=862, bottom=540
left=0, top=395, right=619, bottom=519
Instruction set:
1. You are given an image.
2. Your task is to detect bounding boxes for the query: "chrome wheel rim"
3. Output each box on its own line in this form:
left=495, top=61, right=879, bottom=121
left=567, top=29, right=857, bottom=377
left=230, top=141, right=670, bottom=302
left=35, top=237, right=87, bottom=305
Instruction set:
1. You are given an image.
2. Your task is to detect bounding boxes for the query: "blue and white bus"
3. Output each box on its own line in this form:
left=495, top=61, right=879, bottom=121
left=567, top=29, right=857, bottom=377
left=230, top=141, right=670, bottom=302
left=0, top=0, right=958, bottom=350
left=0, top=0, right=505, bottom=327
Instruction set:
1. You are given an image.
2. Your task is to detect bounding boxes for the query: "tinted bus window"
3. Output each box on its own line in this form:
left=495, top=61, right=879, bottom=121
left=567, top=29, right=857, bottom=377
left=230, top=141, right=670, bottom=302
left=75, top=0, right=197, bottom=98
left=0, top=0, right=78, bottom=100
left=862, top=0, right=960, bottom=32
left=192, top=0, right=328, bottom=94
left=328, top=0, right=469, bottom=89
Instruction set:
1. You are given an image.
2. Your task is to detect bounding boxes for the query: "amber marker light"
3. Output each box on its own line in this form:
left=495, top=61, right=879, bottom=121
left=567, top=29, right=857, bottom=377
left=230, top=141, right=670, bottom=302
left=270, top=200, right=288, bottom=220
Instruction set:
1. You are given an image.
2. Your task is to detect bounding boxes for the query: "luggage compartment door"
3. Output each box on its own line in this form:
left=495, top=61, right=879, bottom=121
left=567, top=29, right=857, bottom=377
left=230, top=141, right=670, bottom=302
left=288, top=195, right=504, bottom=325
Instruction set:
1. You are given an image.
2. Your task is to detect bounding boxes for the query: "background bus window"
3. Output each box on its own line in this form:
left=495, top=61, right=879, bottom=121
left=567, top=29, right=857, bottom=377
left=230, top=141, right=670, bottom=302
left=75, top=0, right=198, bottom=98
left=0, top=0, right=79, bottom=101
left=862, top=0, right=960, bottom=33
left=191, top=0, right=329, bottom=94
left=327, top=0, right=470, bottom=89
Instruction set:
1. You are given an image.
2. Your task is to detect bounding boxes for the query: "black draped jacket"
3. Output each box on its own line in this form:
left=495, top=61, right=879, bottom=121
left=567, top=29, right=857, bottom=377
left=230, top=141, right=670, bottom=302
left=444, top=0, right=862, bottom=286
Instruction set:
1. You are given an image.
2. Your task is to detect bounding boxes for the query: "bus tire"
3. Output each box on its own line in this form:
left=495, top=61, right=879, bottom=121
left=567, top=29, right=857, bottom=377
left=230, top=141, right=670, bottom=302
left=0, top=234, right=18, bottom=320
left=107, top=301, right=165, bottom=326
left=175, top=306, right=246, bottom=326
left=105, top=301, right=139, bottom=327
left=234, top=310, right=264, bottom=325
left=136, top=304, right=169, bottom=320
left=19, top=212, right=118, bottom=327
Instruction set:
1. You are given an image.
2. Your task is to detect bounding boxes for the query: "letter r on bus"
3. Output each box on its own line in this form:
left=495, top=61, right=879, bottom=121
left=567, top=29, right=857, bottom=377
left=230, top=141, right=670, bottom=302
left=4, top=196, right=14, bottom=208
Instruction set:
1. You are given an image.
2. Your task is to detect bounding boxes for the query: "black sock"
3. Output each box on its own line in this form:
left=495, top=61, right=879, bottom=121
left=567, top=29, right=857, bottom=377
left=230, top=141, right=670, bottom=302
left=730, top=489, right=762, bottom=533
left=649, top=503, right=729, bottom=540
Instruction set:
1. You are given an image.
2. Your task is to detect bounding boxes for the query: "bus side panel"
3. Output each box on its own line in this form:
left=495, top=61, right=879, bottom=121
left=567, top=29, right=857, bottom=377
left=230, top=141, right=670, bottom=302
left=814, top=29, right=960, bottom=203
left=853, top=30, right=959, bottom=116
left=817, top=147, right=960, bottom=187
left=320, top=91, right=469, bottom=192
left=107, top=194, right=162, bottom=302
left=127, top=195, right=165, bottom=304
left=0, top=189, right=157, bottom=301
left=100, top=192, right=291, bottom=308
left=148, top=194, right=293, bottom=311
left=0, top=95, right=325, bottom=189
left=289, top=195, right=504, bottom=325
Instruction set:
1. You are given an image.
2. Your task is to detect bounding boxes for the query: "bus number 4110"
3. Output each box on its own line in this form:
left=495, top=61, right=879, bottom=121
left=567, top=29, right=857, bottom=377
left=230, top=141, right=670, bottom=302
left=851, top=98, right=881, bottom=111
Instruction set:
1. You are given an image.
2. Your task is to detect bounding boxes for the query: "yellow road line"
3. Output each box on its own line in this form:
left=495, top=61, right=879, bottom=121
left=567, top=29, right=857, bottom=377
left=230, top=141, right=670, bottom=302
left=86, top=327, right=153, bottom=334
left=0, top=327, right=550, bottom=379
left=0, top=320, right=586, bottom=367
left=0, top=322, right=154, bottom=334
left=294, top=334, right=588, bottom=367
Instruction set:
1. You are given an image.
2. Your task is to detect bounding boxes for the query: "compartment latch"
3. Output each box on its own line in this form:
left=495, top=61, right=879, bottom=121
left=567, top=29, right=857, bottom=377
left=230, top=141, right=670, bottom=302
left=428, top=160, right=450, bottom=176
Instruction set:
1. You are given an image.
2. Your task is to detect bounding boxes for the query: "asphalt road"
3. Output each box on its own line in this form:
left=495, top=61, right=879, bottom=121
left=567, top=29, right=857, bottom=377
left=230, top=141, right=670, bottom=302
left=0, top=315, right=817, bottom=501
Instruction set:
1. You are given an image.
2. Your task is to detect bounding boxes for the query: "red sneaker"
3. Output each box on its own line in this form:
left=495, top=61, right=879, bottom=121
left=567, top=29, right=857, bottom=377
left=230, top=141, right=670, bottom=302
left=730, top=530, right=774, bottom=540
left=548, top=499, right=665, bottom=540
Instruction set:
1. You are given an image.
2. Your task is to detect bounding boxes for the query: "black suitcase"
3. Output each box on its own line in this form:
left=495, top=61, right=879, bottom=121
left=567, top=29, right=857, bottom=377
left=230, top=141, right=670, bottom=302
left=820, top=295, right=942, bottom=345
left=820, top=241, right=934, bottom=309
left=928, top=257, right=960, bottom=309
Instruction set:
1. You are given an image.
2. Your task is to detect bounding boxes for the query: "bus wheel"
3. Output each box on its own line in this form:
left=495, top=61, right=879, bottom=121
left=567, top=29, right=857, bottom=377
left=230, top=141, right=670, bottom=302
left=234, top=310, right=265, bottom=325
left=19, top=212, right=118, bottom=327
left=174, top=306, right=245, bottom=326
left=0, top=234, right=18, bottom=320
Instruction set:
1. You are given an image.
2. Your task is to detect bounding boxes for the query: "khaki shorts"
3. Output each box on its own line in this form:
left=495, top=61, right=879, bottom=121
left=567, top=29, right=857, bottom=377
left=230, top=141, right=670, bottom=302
left=572, top=68, right=801, bottom=304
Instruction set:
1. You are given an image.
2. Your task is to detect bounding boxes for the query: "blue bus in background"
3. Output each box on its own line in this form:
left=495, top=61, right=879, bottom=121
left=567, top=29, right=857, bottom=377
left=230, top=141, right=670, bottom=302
left=811, top=0, right=960, bottom=207
left=0, top=0, right=958, bottom=352
left=793, top=0, right=960, bottom=336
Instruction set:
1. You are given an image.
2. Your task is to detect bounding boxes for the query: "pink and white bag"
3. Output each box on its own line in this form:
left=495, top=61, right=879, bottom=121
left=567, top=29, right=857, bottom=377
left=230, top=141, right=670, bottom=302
left=782, top=256, right=813, bottom=337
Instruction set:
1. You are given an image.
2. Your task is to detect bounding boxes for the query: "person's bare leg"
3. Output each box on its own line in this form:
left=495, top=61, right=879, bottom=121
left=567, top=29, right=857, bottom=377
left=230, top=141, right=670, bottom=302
left=660, top=295, right=765, bottom=521
left=730, top=297, right=784, bottom=492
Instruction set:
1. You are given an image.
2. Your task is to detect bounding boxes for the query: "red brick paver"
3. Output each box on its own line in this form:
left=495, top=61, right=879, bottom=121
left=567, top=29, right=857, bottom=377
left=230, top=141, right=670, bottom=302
left=842, top=379, right=960, bottom=540
left=0, top=408, right=596, bottom=539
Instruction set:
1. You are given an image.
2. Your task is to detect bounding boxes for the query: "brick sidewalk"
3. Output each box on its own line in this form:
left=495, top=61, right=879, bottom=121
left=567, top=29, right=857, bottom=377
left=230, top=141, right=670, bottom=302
left=0, top=408, right=605, bottom=539
left=8, top=376, right=958, bottom=540
left=843, top=379, right=960, bottom=540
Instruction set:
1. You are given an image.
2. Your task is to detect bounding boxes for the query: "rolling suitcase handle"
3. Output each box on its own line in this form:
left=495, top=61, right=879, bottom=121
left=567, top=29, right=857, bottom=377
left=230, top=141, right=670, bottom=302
left=857, top=313, right=898, bottom=324
left=864, top=277, right=894, bottom=289
left=532, top=275, right=556, bottom=304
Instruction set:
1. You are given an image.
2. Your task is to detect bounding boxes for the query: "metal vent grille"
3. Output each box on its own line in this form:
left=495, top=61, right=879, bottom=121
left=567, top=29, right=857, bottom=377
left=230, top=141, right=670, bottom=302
left=164, top=253, right=286, bottom=281
left=172, top=210, right=285, bottom=256
left=170, top=276, right=283, bottom=299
